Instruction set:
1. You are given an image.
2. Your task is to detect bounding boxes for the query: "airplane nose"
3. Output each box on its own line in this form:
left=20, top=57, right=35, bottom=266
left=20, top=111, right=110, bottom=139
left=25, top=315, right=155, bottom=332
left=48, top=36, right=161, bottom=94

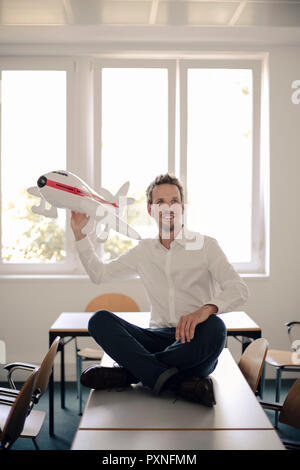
left=37, top=176, right=47, bottom=188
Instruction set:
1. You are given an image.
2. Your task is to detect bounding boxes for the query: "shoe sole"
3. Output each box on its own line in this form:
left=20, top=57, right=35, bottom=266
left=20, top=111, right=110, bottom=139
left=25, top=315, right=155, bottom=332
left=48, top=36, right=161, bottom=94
left=80, top=366, right=131, bottom=390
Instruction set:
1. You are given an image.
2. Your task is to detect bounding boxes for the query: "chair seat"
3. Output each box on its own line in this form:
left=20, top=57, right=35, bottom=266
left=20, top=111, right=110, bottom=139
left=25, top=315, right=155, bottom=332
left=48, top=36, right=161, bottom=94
left=0, top=404, right=45, bottom=438
left=77, top=348, right=104, bottom=360
left=266, top=349, right=300, bottom=367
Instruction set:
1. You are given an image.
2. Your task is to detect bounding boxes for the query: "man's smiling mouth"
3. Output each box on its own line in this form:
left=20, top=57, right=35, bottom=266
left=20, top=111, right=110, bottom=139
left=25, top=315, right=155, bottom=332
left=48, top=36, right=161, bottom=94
left=161, top=212, right=175, bottom=221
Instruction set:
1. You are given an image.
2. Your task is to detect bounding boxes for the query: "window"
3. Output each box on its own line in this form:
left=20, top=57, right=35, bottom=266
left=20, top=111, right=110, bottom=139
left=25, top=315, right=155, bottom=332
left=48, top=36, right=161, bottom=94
left=179, top=60, right=265, bottom=273
left=184, top=65, right=253, bottom=265
left=0, top=55, right=267, bottom=275
left=0, top=59, right=76, bottom=274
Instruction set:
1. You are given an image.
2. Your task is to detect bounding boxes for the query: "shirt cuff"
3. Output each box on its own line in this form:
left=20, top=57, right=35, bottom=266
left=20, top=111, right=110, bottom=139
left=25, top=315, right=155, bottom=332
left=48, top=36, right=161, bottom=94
left=75, top=236, right=91, bottom=252
left=205, top=300, right=224, bottom=314
left=204, top=303, right=219, bottom=314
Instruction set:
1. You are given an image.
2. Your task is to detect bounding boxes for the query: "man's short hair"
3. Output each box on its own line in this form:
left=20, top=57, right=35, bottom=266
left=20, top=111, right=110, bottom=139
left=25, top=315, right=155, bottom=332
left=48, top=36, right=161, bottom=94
left=146, top=173, right=184, bottom=206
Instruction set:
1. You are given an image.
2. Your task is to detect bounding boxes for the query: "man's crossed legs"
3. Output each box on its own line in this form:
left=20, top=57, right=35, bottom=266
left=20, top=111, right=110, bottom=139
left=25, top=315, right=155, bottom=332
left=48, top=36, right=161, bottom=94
left=81, top=310, right=226, bottom=406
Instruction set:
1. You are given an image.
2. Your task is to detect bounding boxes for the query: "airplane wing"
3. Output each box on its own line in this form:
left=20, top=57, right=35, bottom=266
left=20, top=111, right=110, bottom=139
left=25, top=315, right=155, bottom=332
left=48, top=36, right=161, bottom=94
left=32, top=203, right=58, bottom=219
left=82, top=217, right=96, bottom=235
left=27, top=186, right=41, bottom=198
left=114, top=216, right=141, bottom=240
left=93, top=210, right=141, bottom=242
left=26, top=187, right=58, bottom=218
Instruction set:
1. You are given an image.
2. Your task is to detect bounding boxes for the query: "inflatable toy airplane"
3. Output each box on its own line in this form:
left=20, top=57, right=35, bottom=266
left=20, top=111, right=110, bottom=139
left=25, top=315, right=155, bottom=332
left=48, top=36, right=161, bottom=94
left=27, top=170, right=141, bottom=242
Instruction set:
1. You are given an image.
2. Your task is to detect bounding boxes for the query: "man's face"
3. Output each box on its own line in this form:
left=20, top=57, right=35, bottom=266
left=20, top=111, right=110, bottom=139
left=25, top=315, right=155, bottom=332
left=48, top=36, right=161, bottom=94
left=147, top=184, right=184, bottom=237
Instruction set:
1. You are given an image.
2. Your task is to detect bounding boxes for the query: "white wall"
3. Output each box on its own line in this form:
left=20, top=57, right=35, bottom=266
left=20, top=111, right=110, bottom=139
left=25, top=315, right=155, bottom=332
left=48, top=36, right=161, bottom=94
left=1, top=39, right=300, bottom=382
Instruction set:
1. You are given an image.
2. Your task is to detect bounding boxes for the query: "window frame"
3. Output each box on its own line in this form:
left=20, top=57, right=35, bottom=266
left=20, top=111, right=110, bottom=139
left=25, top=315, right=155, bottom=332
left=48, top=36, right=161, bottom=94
left=0, top=54, right=268, bottom=276
left=0, top=57, right=79, bottom=274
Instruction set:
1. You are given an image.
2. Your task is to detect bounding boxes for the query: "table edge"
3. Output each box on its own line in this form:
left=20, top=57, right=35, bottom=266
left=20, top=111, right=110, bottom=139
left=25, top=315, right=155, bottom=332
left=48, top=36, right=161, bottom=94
left=78, top=426, right=273, bottom=431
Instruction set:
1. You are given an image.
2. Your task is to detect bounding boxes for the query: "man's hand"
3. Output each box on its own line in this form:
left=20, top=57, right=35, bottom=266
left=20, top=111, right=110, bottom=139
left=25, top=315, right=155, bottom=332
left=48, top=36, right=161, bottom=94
left=71, top=211, right=90, bottom=241
left=175, top=304, right=218, bottom=344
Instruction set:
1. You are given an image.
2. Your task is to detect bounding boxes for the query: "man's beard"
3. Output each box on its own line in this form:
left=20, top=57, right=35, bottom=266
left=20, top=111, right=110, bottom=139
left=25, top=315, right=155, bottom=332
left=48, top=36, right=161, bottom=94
left=159, top=214, right=182, bottom=239
left=160, top=221, right=175, bottom=238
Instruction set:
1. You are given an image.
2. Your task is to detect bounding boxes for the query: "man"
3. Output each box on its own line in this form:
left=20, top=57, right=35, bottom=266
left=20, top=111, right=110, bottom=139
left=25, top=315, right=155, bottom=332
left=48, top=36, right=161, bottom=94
left=71, top=173, right=249, bottom=406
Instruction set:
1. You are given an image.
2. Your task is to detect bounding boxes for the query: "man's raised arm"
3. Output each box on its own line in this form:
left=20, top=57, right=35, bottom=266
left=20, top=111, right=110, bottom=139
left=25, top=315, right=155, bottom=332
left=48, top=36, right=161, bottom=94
left=71, top=211, right=139, bottom=284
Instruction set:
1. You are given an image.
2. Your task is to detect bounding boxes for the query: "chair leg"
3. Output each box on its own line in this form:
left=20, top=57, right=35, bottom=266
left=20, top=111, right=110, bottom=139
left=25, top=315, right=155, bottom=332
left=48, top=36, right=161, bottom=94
left=78, top=356, right=83, bottom=415
left=76, top=354, right=81, bottom=400
left=32, top=437, right=40, bottom=450
left=259, top=364, right=266, bottom=399
left=75, top=339, right=80, bottom=399
left=275, top=367, right=282, bottom=428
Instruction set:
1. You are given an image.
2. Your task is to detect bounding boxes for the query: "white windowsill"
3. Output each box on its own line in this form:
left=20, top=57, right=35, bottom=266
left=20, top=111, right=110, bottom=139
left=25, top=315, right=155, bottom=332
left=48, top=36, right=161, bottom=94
left=0, top=273, right=269, bottom=281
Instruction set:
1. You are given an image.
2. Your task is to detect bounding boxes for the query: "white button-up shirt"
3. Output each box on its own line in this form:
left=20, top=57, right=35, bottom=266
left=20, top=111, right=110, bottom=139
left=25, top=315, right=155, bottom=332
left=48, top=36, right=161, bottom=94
left=76, top=228, right=249, bottom=328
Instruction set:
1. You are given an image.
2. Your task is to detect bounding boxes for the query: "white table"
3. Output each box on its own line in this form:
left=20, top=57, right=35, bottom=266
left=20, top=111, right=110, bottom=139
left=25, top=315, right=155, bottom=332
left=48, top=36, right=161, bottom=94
left=78, top=349, right=272, bottom=431
left=49, top=311, right=261, bottom=436
left=72, top=348, right=284, bottom=450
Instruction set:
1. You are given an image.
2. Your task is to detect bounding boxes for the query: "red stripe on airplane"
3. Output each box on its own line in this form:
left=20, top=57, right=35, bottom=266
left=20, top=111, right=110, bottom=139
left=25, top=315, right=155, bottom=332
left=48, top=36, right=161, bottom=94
left=46, top=179, right=118, bottom=208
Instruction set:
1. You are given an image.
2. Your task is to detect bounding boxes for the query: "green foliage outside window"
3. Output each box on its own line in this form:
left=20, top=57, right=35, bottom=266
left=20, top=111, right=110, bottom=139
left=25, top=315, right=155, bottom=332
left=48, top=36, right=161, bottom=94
left=2, top=190, right=65, bottom=263
left=1, top=192, right=151, bottom=263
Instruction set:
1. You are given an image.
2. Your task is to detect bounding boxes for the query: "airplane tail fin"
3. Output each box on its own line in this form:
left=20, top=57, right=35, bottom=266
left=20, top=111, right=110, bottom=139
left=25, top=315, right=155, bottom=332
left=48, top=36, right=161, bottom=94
left=114, top=182, right=135, bottom=217
left=97, top=181, right=135, bottom=217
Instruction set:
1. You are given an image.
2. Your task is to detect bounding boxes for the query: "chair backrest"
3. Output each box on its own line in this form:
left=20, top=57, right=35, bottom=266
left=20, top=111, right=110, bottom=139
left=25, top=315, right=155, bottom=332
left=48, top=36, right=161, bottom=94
left=279, top=377, right=300, bottom=430
left=285, top=321, right=300, bottom=349
left=0, top=368, right=39, bottom=449
left=85, top=293, right=140, bottom=313
left=35, top=336, right=60, bottom=397
left=238, top=338, right=269, bottom=393
left=0, top=340, right=6, bottom=364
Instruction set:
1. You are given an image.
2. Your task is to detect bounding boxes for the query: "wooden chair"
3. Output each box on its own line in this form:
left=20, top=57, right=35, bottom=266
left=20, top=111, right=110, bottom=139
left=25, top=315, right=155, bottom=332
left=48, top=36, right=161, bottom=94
left=0, top=337, right=60, bottom=449
left=260, top=377, right=300, bottom=450
left=0, top=368, right=41, bottom=450
left=0, top=336, right=60, bottom=405
left=75, top=293, right=140, bottom=414
left=265, top=321, right=300, bottom=426
left=238, top=338, right=269, bottom=394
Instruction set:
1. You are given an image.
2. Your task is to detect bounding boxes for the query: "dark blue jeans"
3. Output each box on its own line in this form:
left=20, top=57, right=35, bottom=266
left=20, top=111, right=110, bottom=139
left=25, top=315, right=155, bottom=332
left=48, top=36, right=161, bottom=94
left=88, top=310, right=226, bottom=394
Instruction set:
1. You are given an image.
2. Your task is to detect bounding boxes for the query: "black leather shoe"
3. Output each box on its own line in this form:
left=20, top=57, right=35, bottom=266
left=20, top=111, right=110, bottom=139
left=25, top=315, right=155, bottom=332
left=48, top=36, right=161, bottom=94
left=178, top=376, right=216, bottom=407
left=80, top=365, right=135, bottom=390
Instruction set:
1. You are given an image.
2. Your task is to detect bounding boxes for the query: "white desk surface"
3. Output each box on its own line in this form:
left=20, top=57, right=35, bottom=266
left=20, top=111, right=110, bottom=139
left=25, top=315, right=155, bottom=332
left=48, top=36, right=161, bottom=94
left=71, top=429, right=284, bottom=450
left=50, top=312, right=149, bottom=331
left=50, top=311, right=260, bottom=332
left=78, top=348, right=272, bottom=431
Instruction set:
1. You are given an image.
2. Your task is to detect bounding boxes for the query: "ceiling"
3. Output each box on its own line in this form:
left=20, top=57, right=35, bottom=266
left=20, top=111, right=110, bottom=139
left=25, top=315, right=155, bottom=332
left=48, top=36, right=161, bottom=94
left=0, top=0, right=300, bottom=27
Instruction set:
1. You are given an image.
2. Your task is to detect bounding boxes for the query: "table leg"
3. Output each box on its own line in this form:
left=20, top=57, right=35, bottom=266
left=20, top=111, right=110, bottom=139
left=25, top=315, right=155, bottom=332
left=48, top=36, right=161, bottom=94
left=61, top=341, right=65, bottom=409
left=241, top=336, right=252, bottom=353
